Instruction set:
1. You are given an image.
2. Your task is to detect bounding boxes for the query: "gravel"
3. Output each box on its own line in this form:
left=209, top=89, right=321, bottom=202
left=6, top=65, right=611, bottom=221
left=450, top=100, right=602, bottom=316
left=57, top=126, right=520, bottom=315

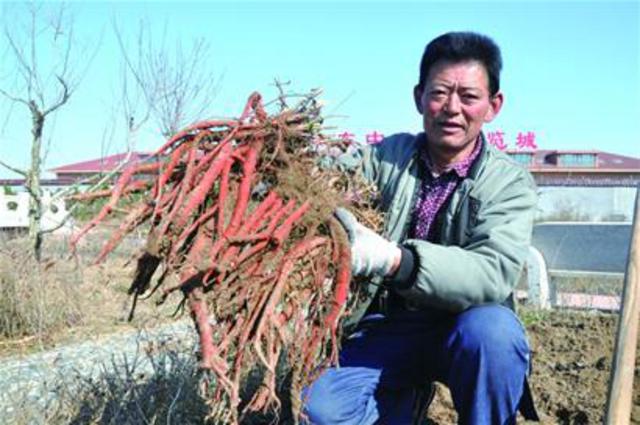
left=0, top=320, right=198, bottom=423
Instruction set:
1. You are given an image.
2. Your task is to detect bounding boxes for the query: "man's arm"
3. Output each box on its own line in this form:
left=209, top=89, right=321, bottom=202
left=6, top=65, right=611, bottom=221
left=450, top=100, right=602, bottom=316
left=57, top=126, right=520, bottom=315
left=391, top=169, right=537, bottom=312
left=338, top=135, right=536, bottom=312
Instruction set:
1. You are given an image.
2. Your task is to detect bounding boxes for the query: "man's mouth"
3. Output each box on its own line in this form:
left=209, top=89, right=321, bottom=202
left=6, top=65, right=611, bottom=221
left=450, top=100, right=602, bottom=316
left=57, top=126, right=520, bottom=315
left=439, top=121, right=463, bottom=128
left=438, top=122, right=464, bottom=132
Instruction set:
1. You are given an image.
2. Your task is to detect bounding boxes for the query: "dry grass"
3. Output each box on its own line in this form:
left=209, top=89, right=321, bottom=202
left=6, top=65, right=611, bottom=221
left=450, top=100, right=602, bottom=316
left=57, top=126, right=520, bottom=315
left=551, top=273, right=623, bottom=296
left=0, top=228, right=181, bottom=355
left=0, top=237, right=83, bottom=343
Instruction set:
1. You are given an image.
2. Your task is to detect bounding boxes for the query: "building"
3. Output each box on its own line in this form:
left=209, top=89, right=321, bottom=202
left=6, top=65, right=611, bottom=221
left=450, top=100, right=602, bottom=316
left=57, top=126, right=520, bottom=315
left=51, top=148, right=637, bottom=222
left=0, top=152, right=153, bottom=189
left=2, top=148, right=637, bottom=223
left=506, top=149, right=640, bottom=187
left=0, top=152, right=153, bottom=229
left=505, top=149, right=640, bottom=222
left=48, top=151, right=153, bottom=182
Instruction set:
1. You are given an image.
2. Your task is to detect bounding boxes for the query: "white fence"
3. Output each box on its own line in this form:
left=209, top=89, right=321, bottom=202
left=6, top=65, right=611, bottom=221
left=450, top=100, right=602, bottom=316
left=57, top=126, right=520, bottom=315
left=0, top=191, right=69, bottom=232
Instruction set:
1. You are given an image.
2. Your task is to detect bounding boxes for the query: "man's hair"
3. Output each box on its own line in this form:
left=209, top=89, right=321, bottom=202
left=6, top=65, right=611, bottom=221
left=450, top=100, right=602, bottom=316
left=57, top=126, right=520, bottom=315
left=417, top=31, right=502, bottom=96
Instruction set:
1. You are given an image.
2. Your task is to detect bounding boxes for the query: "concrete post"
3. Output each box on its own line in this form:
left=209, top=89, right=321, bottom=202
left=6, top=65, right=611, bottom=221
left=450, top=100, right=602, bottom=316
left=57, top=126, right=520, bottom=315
left=526, top=246, right=551, bottom=309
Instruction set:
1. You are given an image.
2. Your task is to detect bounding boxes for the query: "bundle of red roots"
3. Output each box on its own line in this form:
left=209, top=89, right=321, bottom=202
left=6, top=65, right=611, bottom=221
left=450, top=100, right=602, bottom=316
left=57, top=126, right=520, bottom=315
left=69, top=92, right=380, bottom=423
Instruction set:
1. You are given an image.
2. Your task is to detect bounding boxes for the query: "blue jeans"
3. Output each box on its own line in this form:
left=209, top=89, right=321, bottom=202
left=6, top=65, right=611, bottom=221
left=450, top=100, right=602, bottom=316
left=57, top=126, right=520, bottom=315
left=302, top=304, right=530, bottom=425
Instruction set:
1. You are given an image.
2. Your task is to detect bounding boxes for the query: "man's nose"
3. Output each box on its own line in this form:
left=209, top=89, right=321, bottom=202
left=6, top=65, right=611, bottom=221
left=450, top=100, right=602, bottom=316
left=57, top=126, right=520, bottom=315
left=444, top=93, right=461, bottom=114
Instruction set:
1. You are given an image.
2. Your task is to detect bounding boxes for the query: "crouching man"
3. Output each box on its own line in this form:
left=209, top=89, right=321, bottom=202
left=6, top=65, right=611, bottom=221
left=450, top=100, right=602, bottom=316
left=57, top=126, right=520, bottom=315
left=303, top=31, right=539, bottom=425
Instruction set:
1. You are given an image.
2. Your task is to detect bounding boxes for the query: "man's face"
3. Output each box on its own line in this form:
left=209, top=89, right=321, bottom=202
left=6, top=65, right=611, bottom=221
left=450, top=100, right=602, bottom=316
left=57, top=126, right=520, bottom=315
left=414, top=60, right=503, bottom=160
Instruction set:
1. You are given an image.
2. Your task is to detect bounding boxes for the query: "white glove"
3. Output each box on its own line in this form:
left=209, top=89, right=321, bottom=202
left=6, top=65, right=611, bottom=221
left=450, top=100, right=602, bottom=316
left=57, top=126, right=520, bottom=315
left=334, top=208, right=401, bottom=277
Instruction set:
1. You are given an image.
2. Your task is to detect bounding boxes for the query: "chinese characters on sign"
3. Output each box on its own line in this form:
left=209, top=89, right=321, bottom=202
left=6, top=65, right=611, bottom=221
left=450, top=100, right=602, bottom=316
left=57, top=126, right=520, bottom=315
left=338, top=131, right=355, bottom=142
left=365, top=131, right=384, bottom=144
left=516, top=131, right=538, bottom=150
left=336, top=131, right=386, bottom=144
left=335, top=130, right=538, bottom=150
left=486, top=130, right=538, bottom=151
left=486, top=130, right=507, bottom=151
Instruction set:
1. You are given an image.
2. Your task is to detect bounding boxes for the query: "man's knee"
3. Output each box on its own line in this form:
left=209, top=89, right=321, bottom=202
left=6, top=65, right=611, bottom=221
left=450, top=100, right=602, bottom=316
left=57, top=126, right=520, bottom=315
left=448, top=304, right=529, bottom=361
left=302, top=368, right=376, bottom=424
left=303, top=370, right=339, bottom=423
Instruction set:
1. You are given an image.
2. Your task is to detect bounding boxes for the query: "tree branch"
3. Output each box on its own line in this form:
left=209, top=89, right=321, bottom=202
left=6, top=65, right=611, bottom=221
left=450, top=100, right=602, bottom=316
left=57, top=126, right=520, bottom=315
left=113, top=18, right=218, bottom=137
left=0, top=87, right=30, bottom=107
left=43, top=75, right=70, bottom=116
left=21, top=178, right=39, bottom=202
left=38, top=208, right=73, bottom=236
left=4, top=26, right=35, bottom=89
left=0, top=158, right=27, bottom=177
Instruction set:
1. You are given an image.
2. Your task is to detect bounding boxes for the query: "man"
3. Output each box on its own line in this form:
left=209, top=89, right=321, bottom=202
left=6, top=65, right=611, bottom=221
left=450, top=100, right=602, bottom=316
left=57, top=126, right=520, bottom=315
left=303, top=32, right=539, bottom=424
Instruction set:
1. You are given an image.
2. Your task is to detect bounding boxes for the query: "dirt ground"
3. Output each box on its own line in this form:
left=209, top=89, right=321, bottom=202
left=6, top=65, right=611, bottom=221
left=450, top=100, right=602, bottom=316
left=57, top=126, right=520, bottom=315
left=426, top=309, right=639, bottom=424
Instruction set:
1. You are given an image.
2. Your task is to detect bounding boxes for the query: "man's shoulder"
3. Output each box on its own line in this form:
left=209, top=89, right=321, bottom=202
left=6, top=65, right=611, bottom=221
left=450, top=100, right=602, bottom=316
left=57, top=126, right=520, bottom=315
left=483, top=143, right=532, bottom=174
left=478, top=143, right=537, bottom=191
left=378, top=132, right=421, bottom=148
left=372, top=132, right=423, bottom=160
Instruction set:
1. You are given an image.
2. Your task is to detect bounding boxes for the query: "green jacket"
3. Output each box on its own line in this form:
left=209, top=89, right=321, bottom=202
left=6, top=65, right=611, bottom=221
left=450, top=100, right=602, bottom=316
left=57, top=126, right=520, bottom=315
left=348, top=132, right=537, bottom=325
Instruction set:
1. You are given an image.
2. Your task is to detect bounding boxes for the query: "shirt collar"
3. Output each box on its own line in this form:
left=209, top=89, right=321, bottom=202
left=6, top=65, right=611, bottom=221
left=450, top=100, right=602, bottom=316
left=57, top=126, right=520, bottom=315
left=421, top=135, right=483, bottom=178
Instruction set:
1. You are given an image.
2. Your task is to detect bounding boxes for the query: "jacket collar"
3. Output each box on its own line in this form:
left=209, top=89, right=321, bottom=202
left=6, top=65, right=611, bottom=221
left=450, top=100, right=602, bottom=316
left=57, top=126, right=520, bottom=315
left=468, top=131, right=488, bottom=180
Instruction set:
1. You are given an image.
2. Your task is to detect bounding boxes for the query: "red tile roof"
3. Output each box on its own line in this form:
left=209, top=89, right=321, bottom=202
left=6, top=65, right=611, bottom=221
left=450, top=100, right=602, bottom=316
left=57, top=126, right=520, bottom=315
left=594, top=151, right=640, bottom=170
left=49, top=152, right=153, bottom=174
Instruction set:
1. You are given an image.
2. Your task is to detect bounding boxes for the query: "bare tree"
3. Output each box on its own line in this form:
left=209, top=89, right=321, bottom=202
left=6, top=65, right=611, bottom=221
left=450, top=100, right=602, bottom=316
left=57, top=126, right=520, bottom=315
left=114, top=20, right=220, bottom=138
left=0, top=2, right=85, bottom=259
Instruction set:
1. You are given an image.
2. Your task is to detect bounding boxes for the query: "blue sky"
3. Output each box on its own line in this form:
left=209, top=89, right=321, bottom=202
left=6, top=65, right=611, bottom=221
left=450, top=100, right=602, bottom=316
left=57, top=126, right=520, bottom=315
left=0, top=1, right=638, bottom=178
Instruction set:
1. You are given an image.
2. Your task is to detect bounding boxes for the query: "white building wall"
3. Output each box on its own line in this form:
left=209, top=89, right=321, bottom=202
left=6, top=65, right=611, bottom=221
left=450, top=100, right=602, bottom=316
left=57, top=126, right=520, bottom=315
left=0, top=191, right=69, bottom=231
left=536, top=186, right=636, bottom=222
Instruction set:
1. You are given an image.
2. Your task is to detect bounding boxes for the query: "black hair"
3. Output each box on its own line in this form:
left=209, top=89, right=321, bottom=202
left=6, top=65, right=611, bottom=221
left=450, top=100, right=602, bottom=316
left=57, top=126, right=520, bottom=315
left=417, top=32, right=502, bottom=96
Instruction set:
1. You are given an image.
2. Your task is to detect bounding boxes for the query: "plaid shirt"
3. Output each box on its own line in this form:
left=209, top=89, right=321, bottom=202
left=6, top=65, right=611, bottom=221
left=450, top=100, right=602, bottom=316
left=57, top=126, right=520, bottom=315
left=412, top=137, right=482, bottom=241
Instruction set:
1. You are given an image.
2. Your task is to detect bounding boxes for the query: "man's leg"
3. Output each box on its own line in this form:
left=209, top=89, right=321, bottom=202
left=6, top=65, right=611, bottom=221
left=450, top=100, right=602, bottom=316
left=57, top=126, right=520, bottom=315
left=302, top=314, right=436, bottom=425
left=301, top=365, right=417, bottom=424
left=443, top=304, right=530, bottom=425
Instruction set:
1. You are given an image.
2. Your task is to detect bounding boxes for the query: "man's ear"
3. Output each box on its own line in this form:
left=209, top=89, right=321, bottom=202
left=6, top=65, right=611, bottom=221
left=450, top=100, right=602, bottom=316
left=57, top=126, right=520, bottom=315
left=413, top=85, right=424, bottom=114
left=484, top=91, right=504, bottom=123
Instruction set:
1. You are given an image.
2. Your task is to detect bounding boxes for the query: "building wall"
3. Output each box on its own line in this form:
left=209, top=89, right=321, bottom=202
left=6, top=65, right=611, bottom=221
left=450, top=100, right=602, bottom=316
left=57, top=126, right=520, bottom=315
left=536, top=186, right=636, bottom=222
left=534, top=171, right=640, bottom=187
left=0, top=191, right=69, bottom=230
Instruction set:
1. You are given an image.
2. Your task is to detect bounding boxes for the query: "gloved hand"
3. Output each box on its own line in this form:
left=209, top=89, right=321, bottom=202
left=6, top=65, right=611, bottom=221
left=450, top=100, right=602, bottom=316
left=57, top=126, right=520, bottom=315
left=334, top=207, right=401, bottom=277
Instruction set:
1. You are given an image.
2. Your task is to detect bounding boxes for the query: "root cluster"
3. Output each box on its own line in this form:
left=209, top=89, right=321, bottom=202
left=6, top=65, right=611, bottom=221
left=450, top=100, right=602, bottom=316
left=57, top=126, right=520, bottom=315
left=70, top=92, right=381, bottom=423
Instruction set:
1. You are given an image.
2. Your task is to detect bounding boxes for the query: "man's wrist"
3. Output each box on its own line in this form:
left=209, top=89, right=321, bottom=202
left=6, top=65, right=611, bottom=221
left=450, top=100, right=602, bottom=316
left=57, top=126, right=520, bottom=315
left=386, top=244, right=418, bottom=289
left=387, top=245, right=402, bottom=276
